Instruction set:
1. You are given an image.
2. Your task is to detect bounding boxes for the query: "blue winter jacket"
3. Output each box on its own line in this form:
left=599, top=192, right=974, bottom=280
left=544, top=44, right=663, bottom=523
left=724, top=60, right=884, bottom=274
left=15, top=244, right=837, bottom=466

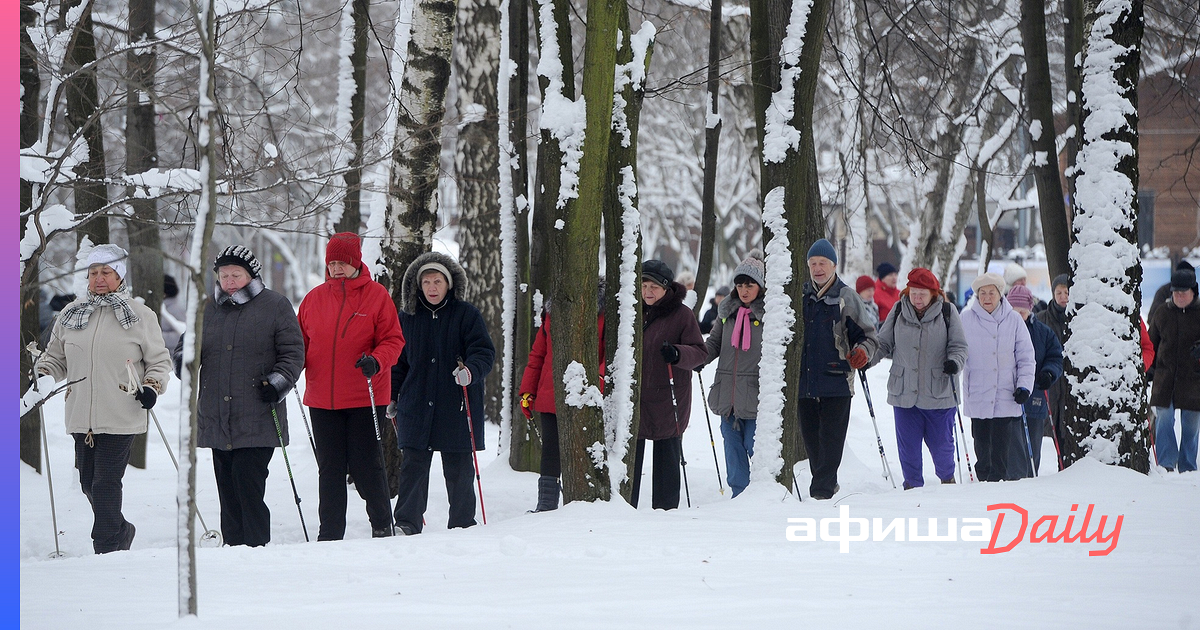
left=799, top=276, right=879, bottom=398
left=1022, top=315, right=1063, bottom=421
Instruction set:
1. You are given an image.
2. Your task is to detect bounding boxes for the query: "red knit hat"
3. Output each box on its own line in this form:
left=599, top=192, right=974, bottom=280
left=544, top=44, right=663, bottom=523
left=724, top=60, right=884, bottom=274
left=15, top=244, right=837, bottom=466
left=326, top=232, right=363, bottom=271
left=907, top=267, right=940, bottom=293
left=855, top=275, right=875, bottom=293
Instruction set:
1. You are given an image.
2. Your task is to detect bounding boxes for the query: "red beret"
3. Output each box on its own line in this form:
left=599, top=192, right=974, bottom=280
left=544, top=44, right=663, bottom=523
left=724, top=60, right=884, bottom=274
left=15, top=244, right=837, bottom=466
left=907, top=267, right=940, bottom=294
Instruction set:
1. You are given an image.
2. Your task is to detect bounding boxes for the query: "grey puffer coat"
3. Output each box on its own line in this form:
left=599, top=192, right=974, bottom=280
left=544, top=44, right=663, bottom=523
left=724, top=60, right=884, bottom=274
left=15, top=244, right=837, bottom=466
left=874, top=295, right=968, bottom=410
left=194, top=279, right=304, bottom=450
left=703, top=292, right=765, bottom=419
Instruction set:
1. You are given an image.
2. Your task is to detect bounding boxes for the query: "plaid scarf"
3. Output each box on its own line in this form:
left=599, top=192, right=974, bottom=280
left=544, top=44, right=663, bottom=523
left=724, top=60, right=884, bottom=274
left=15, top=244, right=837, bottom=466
left=59, top=286, right=141, bottom=331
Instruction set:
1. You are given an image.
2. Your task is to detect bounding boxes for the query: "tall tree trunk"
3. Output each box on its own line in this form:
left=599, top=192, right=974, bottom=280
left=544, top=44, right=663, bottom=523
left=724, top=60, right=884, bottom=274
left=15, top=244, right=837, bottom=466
left=551, top=0, right=621, bottom=504
left=1021, top=0, right=1070, bottom=280
left=833, top=0, right=872, bottom=280
left=604, top=9, right=653, bottom=502
left=380, top=0, right=458, bottom=297
left=693, top=0, right=723, bottom=314
left=1061, top=0, right=1148, bottom=473
left=455, top=0, right=504, bottom=427
left=20, top=0, right=43, bottom=472
left=61, top=0, right=109, bottom=247
left=750, top=0, right=831, bottom=490
left=506, top=0, right=539, bottom=471
left=1062, top=0, right=1085, bottom=210
left=334, top=0, right=371, bottom=234
left=126, top=0, right=163, bottom=325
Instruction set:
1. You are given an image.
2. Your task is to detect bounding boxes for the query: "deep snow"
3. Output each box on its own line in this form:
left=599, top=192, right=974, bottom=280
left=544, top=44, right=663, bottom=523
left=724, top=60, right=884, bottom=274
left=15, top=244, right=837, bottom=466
left=20, top=363, right=1200, bottom=629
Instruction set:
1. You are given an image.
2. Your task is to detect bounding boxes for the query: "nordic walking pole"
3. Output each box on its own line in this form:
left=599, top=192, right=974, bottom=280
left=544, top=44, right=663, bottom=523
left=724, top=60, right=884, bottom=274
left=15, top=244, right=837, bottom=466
left=949, top=378, right=976, bottom=482
left=666, top=362, right=692, bottom=508
left=270, top=404, right=309, bottom=542
left=148, top=408, right=221, bottom=543
left=456, top=359, right=487, bottom=524
left=40, top=417, right=64, bottom=558
left=1046, top=390, right=1065, bottom=471
left=696, top=372, right=725, bottom=496
left=363, top=364, right=396, bottom=533
left=951, top=415, right=964, bottom=484
left=1020, top=408, right=1038, bottom=478
left=858, top=370, right=897, bottom=489
left=293, top=388, right=318, bottom=458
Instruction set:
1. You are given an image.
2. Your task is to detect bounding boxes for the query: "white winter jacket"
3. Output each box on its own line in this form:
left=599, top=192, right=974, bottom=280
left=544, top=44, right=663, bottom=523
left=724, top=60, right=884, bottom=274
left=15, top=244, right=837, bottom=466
left=37, top=295, right=172, bottom=435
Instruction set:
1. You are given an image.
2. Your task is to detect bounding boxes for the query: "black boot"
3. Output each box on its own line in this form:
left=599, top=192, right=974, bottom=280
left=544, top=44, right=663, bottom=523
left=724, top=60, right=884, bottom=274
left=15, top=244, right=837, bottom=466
left=529, top=475, right=560, bottom=513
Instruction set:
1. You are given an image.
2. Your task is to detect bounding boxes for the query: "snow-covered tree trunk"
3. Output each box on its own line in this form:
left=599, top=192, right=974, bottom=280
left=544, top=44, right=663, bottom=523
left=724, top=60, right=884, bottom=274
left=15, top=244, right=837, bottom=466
left=330, top=0, right=371, bottom=234
left=503, top=0, right=539, bottom=472
left=550, top=0, right=621, bottom=504
left=455, top=0, right=505, bottom=428
left=178, top=0, right=221, bottom=615
left=749, top=0, right=831, bottom=489
left=126, top=0, right=164, bottom=323
left=604, top=11, right=653, bottom=501
left=1021, top=0, right=1071, bottom=280
left=1061, top=0, right=1149, bottom=473
left=20, top=1, right=43, bottom=471
left=379, top=0, right=458, bottom=295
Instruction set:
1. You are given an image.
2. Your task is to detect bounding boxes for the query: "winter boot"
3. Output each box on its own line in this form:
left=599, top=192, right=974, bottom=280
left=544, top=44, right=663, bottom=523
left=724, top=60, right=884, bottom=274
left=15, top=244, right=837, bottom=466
left=372, top=525, right=394, bottom=538
left=529, top=475, right=560, bottom=513
left=940, top=477, right=956, bottom=484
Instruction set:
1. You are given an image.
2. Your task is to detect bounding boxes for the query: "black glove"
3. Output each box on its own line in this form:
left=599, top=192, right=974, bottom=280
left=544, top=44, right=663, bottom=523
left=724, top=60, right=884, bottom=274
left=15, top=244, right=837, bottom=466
left=134, top=386, right=157, bottom=410
left=1014, top=387, right=1030, bottom=404
left=1034, top=370, right=1055, bottom=390
left=356, top=354, right=380, bottom=378
left=259, top=381, right=279, bottom=403
left=942, top=360, right=959, bottom=375
left=660, top=342, right=681, bottom=365
left=1191, top=341, right=1200, bottom=361
left=1146, top=366, right=1154, bottom=382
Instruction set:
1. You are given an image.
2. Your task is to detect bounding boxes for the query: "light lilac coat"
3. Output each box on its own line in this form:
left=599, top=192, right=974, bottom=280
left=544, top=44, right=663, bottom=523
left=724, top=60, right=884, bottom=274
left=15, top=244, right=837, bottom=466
left=960, top=297, right=1036, bottom=419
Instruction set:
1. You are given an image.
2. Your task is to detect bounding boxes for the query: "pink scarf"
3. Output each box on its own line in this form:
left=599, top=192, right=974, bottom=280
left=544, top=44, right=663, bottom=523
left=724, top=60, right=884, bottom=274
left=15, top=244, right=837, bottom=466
left=731, top=306, right=753, bottom=351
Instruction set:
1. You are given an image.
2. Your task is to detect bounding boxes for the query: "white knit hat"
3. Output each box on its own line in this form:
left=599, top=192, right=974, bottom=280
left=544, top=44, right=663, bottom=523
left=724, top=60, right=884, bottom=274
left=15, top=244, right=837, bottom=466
left=86, top=244, right=128, bottom=280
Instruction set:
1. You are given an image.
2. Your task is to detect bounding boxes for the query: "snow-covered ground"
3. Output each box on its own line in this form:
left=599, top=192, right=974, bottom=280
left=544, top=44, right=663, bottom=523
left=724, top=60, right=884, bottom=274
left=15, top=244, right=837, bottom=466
left=20, top=363, right=1200, bottom=629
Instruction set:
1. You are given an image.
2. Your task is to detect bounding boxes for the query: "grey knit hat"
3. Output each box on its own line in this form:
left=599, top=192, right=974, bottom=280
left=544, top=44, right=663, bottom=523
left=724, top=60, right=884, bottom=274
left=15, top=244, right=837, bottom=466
left=732, top=252, right=766, bottom=289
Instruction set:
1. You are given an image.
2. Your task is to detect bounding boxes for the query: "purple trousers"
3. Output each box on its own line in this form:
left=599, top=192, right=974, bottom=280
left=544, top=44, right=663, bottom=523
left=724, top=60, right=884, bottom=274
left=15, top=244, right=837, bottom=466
left=893, top=406, right=956, bottom=487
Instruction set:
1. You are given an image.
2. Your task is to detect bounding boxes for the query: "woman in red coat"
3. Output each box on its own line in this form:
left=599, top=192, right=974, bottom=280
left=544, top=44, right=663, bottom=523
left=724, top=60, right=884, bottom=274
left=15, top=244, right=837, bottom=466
left=633, top=260, right=707, bottom=510
left=299, top=233, right=405, bottom=540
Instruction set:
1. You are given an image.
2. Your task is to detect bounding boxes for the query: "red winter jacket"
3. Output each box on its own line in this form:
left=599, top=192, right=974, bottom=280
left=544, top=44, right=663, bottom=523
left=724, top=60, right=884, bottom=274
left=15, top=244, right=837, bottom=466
left=874, top=278, right=901, bottom=324
left=1139, top=317, right=1154, bottom=372
left=519, top=314, right=605, bottom=414
left=299, top=270, right=405, bottom=410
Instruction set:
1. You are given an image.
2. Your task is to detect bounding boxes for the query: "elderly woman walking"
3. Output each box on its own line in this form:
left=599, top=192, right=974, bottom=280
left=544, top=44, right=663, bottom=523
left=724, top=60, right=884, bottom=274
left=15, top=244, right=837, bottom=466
left=873, top=268, right=968, bottom=489
left=960, top=273, right=1036, bottom=482
left=37, top=244, right=173, bottom=553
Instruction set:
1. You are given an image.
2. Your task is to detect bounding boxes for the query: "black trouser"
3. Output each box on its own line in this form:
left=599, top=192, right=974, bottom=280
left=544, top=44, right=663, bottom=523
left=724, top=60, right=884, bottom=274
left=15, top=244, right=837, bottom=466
left=972, top=417, right=1018, bottom=482
left=1006, top=415, right=1045, bottom=479
left=310, top=407, right=393, bottom=540
left=393, top=448, right=477, bottom=533
left=73, top=433, right=136, bottom=554
left=797, top=397, right=853, bottom=498
left=212, top=447, right=274, bottom=546
left=539, top=412, right=560, bottom=478
left=630, top=437, right=682, bottom=510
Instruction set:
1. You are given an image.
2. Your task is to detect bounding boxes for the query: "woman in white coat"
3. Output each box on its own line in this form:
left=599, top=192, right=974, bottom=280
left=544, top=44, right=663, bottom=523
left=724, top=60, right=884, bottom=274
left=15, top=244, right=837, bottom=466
left=37, top=244, right=173, bottom=553
left=960, top=272, right=1036, bottom=482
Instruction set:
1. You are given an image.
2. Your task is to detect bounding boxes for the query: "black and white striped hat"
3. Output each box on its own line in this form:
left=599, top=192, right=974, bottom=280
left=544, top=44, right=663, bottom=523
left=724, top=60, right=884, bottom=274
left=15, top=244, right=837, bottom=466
left=213, top=245, right=262, bottom=279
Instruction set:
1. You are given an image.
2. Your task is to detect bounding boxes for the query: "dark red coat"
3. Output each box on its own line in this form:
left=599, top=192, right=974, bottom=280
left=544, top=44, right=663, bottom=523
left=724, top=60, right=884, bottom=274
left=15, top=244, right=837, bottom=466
left=640, top=283, right=707, bottom=440
left=519, top=314, right=605, bottom=414
left=298, top=270, right=405, bottom=410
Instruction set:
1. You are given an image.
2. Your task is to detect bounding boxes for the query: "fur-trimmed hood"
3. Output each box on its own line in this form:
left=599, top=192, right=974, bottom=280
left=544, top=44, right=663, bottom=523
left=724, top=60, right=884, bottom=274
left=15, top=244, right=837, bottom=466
left=401, top=251, right=469, bottom=315
left=717, top=288, right=766, bottom=321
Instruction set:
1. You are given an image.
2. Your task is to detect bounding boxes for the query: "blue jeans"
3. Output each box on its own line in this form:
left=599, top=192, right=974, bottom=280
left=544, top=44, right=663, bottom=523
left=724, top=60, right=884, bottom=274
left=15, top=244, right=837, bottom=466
left=720, top=416, right=756, bottom=497
left=1155, top=405, right=1200, bottom=472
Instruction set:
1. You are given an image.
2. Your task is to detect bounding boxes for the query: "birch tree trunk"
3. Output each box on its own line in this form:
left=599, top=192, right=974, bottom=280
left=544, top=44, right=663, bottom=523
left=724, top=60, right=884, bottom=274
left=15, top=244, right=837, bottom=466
left=1061, top=0, right=1149, bottom=473
left=380, top=0, right=458, bottom=295
left=455, top=0, right=504, bottom=426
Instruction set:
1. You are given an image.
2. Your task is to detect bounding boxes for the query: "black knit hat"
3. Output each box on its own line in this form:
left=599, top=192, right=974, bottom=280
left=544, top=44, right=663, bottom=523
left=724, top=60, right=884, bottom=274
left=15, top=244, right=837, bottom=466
left=642, top=259, right=674, bottom=288
left=876, top=261, right=898, bottom=279
left=1051, top=273, right=1071, bottom=290
left=214, top=245, right=262, bottom=279
left=1170, top=268, right=1197, bottom=292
